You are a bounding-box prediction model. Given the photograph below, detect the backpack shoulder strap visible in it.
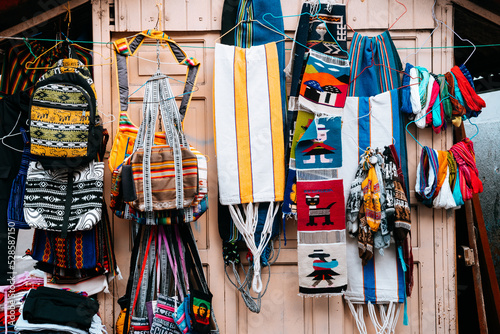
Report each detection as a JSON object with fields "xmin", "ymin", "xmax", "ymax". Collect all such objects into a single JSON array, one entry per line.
[{"xmin": 113, "ymin": 30, "xmax": 200, "ymax": 121}]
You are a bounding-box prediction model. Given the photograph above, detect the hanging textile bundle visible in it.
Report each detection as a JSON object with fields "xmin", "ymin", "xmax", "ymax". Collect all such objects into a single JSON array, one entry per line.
[
  {"xmin": 414, "ymin": 138, "xmax": 481, "ymax": 209},
  {"xmin": 401, "ymin": 63, "xmax": 485, "ymax": 130},
  {"xmin": 449, "ymin": 138, "xmax": 483, "ymax": 201},
  {"xmin": 213, "ymin": 42, "xmax": 285, "ymax": 293}
]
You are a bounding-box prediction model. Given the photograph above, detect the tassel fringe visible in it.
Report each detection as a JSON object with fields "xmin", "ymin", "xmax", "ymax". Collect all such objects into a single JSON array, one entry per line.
[{"xmin": 346, "ymin": 300, "xmax": 402, "ymax": 334}]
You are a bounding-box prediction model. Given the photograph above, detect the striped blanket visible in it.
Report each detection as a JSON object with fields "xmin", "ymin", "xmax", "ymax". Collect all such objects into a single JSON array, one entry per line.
[
  {"xmin": 341, "ymin": 91, "xmax": 406, "ymax": 332},
  {"xmin": 213, "ymin": 42, "xmax": 285, "ymax": 293}
]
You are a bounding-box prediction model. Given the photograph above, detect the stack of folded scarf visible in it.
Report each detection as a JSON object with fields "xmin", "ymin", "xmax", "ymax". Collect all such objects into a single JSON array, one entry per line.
[
  {"xmin": 400, "ymin": 64, "xmax": 485, "ymax": 131},
  {"xmin": 415, "ymin": 138, "xmax": 481, "ymax": 209},
  {"xmin": 0, "ymin": 271, "xmax": 44, "ymax": 332}
]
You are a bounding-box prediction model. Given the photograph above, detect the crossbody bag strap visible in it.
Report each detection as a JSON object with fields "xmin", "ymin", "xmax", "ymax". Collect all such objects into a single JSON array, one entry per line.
[
  {"xmin": 130, "ymin": 226, "xmax": 156, "ymax": 318},
  {"xmin": 158, "ymin": 77, "xmax": 185, "ymax": 210},
  {"xmin": 61, "ymin": 168, "xmax": 75, "ymax": 239},
  {"xmin": 123, "ymin": 224, "xmax": 144, "ymax": 332},
  {"xmin": 179, "ymin": 224, "xmax": 209, "ymax": 294},
  {"xmin": 174, "ymin": 225, "xmax": 190, "ymax": 293},
  {"xmin": 159, "ymin": 226, "xmax": 185, "ymax": 300}
]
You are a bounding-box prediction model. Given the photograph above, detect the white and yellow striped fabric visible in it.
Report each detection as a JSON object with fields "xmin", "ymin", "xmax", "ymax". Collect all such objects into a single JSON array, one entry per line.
[{"xmin": 213, "ymin": 42, "xmax": 285, "ymax": 206}]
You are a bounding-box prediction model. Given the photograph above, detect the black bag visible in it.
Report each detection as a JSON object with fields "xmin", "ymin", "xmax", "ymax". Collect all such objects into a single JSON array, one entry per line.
[{"xmin": 23, "ymin": 286, "xmax": 99, "ymax": 331}]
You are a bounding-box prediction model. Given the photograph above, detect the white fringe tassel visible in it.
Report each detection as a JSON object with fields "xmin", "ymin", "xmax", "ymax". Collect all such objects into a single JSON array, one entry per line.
[
  {"xmin": 347, "ymin": 300, "xmax": 402, "ymax": 334},
  {"xmin": 346, "ymin": 299, "xmax": 368, "ymax": 334},
  {"xmin": 228, "ymin": 202, "xmax": 279, "ymax": 293}
]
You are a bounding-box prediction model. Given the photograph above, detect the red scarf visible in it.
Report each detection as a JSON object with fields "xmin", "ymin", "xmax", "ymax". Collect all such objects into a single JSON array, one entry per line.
[
  {"xmin": 449, "ymin": 138, "xmax": 483, "ymax": 200},
  {"xmin": 451, "ymin": 66, "xmax": 486, "ymax": 112}
]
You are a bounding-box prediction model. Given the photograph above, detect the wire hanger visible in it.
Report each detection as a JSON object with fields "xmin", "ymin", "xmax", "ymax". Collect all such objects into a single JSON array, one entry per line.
[
  {"xmin": 259, "ymin": 2, "xmax": 349, "ymax": 58},
  {"xmin": 402, "ymin": 0, "xmax": 476, "ymax": 65},
  {"xmin": 405, "ymin": 95, "xmax": 452, "ymax": 149},
  {"xmin": 466, "ymin": 117, "xmax": 479, "ymax": 140},
  {"xmin": 0, "ymin": 113, "xmax": 25, "ymax": 153}
]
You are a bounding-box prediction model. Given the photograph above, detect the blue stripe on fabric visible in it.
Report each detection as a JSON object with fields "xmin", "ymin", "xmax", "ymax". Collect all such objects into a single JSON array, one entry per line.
[
  {"xmin": 363, "ymin": 257, "xmax": 377, "ymax": 303},
  {"xmin": 358, "ymin": 97, "xmax": 371, "ymax": 155}
]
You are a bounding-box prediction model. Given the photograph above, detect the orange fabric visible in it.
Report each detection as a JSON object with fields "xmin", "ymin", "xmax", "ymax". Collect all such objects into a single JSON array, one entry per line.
[{"xmin": 433, "ymin": 150, "xmax": 449, "ymax": 198}]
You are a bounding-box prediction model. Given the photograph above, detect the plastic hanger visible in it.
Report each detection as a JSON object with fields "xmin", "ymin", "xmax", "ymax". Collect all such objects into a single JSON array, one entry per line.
[
  {"xmin": 402, "ymin": 0, "xmax": 476, "ymax": 65},
  {"xmin": 346, "ymin": 0, "xmax": 408, "ymax": 32}
]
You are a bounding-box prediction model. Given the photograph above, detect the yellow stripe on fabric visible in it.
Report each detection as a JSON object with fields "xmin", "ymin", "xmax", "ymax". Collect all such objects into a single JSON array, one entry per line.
[
  {"xmin": 234, "ymin": 46, "xmax": 253, "ymax": 203},
  {"xmin": 264, "ymin": 43, "xmax": 285, "ymax": 201}
]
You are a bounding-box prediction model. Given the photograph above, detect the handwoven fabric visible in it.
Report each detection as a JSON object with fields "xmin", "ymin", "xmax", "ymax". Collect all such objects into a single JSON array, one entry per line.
[
  {"xmin": 341, "ymin": 91, "xmax": 406, "ymax": 304},
  {"xmin": 31, "ymin": 228, "xmax": 97, "ymax": 270},
  {"xmin": 348, "ymin": 31, "xmax": 402, "ymax": 97},
  {"xmin": 130, "ymin": 146, "xmax": 198, "ymax": 212},
  {"xmin": 213, "ymin": 42, "xmax": 285, "ymax": 205},
  {"xmin": 107, "ymin": 112, "xmax": 167, "ymax": 172},
  {"xmin": 30, "ymin": 58, "xmax": 99, "ymax": 160},
  {"xmin": 298, "ymin": 51, "xmax": 350, "ymax": 115},
  {"xmin": 297, "ymin": 237, "xmax": 347, "ymax": 296},
  {"xmin": 24, "ymin": 160, "xmax": 103, "ymax": 232},
  {"xmin": 295, "ymin": 116, "xmax": 342, "ymax": 169},
  {"xmin": 296, "ymin": 179, "xmax": 345, "ymax": 232}
]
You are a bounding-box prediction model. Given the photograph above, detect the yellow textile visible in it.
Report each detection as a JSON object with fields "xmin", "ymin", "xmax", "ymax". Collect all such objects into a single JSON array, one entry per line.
[{"xmin": 362, "ymin": 167, "xmax": 381, "ymax": 231}]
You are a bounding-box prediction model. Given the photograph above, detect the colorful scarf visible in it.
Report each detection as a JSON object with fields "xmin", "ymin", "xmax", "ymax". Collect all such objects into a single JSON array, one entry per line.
[
  {"xmin": 449, "ymin": 138, "xmax": 483, "ymax": 201},
  {"xmin": 450, "ymin": 66, "xmax": 486, "ymax": 113},
  {"xmin": 415, "ymin": 146, "xmax": 439, "ymax": 207}
]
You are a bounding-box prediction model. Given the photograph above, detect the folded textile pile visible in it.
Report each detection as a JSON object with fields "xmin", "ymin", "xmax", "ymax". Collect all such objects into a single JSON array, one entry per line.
[
  {"xmin": 0, "ymin": 271, "xmax": 44, "ymax": 333},
  {"xmin": 14, "ymin": 286, "xmax": 105, "ymax": 334},
  {"xmin": 415, "ymin": 138, "xmax": 482, "ymax": 209}
]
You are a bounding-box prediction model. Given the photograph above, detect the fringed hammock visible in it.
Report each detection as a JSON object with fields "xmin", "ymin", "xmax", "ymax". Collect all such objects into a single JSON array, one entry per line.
[{"xmin": 213, "ymin": 42, "xmax": 285, "ymax": 293}]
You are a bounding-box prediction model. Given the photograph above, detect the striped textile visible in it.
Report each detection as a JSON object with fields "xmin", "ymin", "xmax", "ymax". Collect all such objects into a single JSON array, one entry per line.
[
  {"xmin": 107, "ymin": 112, "xmax": 166, "ymax": 172},
  {"xmin": 213, "ymin": 42, "xmax": 285, "ymax": 205},
  {"xmin": 348, "ymin": 31, "xmax": 402, "ymax": 97},
  {"xmin": 130, "ymin": 146, "xmax": 198, "ymax": 211},
  {"xmin": 0, "ymin": 42, "xmax": 92, "ymax": 96},
  {"xmin": 341, "ymin": 91, "xmax": 405, "ymax": 305}
]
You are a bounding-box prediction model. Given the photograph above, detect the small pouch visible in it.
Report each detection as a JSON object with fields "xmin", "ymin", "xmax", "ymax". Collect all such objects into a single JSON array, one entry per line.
[
  {"xmin": 150, "ymin": 294, "xmax": 182, "ymax": 334},
  {"xmin": 173, "ymin": 295, "xmax": 191, "ymax": 334},
  {"xmin": 189, "ymin": 289, "xmax": 213, "ymax": 334}
]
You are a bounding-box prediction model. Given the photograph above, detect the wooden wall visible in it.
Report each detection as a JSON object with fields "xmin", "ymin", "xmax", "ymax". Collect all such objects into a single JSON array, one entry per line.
[{"xmin": 91, "ymin": 0, "xmax": 458, "ymax": 333}]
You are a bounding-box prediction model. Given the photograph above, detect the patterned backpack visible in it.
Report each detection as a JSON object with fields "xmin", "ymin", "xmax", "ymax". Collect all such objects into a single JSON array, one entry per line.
[{"xmin": 30, "ymin": 58, "xmax": 103, "ymax": 169}]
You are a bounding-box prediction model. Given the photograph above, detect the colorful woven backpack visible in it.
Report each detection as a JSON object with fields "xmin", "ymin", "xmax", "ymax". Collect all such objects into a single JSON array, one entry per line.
[{"xmin": 29, "ymin": 58, "xmax": 103, "ymax": 169}]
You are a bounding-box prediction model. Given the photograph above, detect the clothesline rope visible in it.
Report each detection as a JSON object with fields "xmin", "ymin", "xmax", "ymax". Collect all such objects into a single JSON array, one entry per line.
[{"xmin": 0, "ymin": 35, "xmax": 499, "ymax": 50}]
